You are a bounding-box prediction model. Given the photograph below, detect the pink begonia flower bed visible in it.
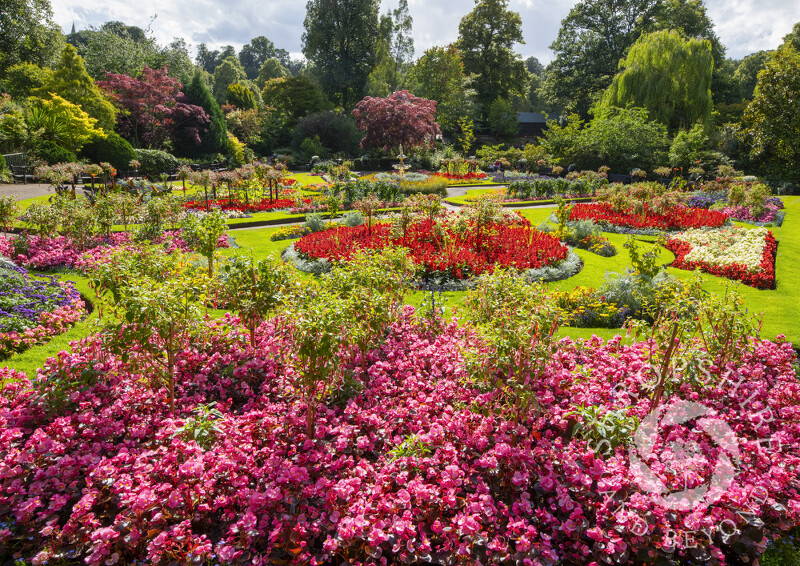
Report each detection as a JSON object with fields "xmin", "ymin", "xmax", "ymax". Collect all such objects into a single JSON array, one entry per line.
[
  {"xmin": 0, "ymin": 295, "xmax": 86, "ymax": 359},
  {"xmin": 0, "ymin": 232, "xmax": 229, "ymax": 272},
  {"xmin": 0, "ymin": 309, "xmax": 798, "ymax": 565}
]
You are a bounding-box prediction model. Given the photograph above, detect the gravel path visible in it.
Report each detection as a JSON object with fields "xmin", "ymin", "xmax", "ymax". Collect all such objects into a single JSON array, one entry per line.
[{"xmin": 0, "ymin": 183, "xmax": 59, "ymax": 200}]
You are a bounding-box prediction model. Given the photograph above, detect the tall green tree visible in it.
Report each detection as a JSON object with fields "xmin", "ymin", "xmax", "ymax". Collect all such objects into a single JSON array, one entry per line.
[
  {"xmin": 302, "ymin": 0, "xmax": 381, "ymax": 109},
  {"xmin": 735, "ymin": 51, "xmax": 771, "ymax": 100},
  {"xmin": 34, "ymin": 44, "xmax": 117, "ymax": 131},
  {"xmin": 741, "ymin": 46, "xmax": 800, "ymax": 183},
  {"xmin": 239, "ymin": 36, "xmax": 289, "ymax": 80},
  {"xmin": 72, "ymin": 23, "xmax": 195, "ymax": 81},
  {"xmin": 262, "ymin": 75, "xmax": 329, "ymax": 128},
  {"xmin": 256, "ymin": 58, "xmax": 289, "ymax": 89},
  {"xmin": 783, "ymin": 21, "xmax": 800, "ymax": 51},
  {"xmin": 644, "ymin": 0, "xmax": 733, "ymax": 104},
  {"xmin": 455, "ymin": 0, "xmax": 528, "ymax": 121},
  {"xmin": 599, "ymin": 30, "xmax": 714, "ymax": 132},
  {"xmin": 212, "ymin": 56, "xmax": 247, "ymax": 105},
  {"xmin": 406, "ymin": 45, "xmax": 476, "ymax": 138},
  {"xmin": 0, "ymin": 0, "xmax": 64, "ymax": 77},
  {"xmin": 389, "ymin": 0, "xmax": 414, "ymax": 87},
  {"xmin": 645, "ymin": 0, "xmax": 723, "ymax": 62},
  {"xmin": 183, "ymin": 70, "xmax": 227, "ymax": 156},
  {"xmin": 195, "ymin": 43, "xmax": 220, "ymax": 74},
  {"xmin": 542, "ymin": 0, "xmax": 658, "ymax": 116}
]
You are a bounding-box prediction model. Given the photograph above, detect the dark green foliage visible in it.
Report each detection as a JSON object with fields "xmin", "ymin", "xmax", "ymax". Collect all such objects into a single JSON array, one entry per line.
[
  {"xmin": 291, "ymin": 111, "xmax": 362, "ymax": 156},
  {"xmin": 543, "ymin": 0, "xmax": 658, "ymax": 116},
  {"xmin": 34, "ymin": 140, "xmax": 76, "ymax": 164},
  {"xmin": 134, "ymin": 148, "xmax": 179, "ymax": 178},
  {"xmin": 0, "ymin": 0, "xmax": 64, "ymax": 76},
  {"xmin": 262, "ymin": 75, "xmax": 329, "ymax": 127},
  {"xmin": 579, "ymin": 108, "xmax": 669, "ymax": 172},
  {"xmin": 741, "ymin": 46, "xmax": 800, "ymax": 184},
  {"xmin": 212, "ymin": 57, "xmax": 247, "ymax": 105},
  {"xmin": 539, "ymin": 108, "xmax": 668, "ymax": 173},
  {"xmin": 182, "ymin": 70, "xmax": 227, "ymax": 157},
  {"xmin": 761, "ymin": 528, "xmax": 800, "ymax": 566},
  {"xmin": 79, "ymin": 132, "xmax": 136, "ymax": 170},
  {"xmin": 735, "ymin": 50, "xmax": 772, "ymax": 100},
  {"xmin": 455, "ymin": 0, "xmax": 528, "ymax": 121},
  {"xmin": 487, "ymin": 98, "xmax": 518, "ymax": 139},
  {"xmin": 302, "ymin": 0, "xmax": 381, "ymax": 109}
]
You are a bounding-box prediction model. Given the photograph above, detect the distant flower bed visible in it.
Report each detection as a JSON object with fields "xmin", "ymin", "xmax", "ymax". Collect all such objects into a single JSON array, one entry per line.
[
  {"xmin": 0, "ymin": 262, "xmax": 85, "ymax": 359},
  {"xmin": 294, "ymin": 218, "xmax": 569, "ymax": 280},
  {"xmin": 0, "ymin": 232, "xmax": 229, "ymax": 273},
  {"xmin": 665, "ymin": 227, "xmax": 777, "ymax": 289},
  {"xmin": 570, "ymin": 202, "xmax": 729, "ymax": 231},
  {"xmin": 717, "ymin": 202, "xmax": 784, "ymax": 225},
  {"xmin": 432, "ymin": 171, "xmax": 488, "ymax": 184},
  {"xmin": 184, "ymin": 198, "xmax": 310, "ymax": 213}
]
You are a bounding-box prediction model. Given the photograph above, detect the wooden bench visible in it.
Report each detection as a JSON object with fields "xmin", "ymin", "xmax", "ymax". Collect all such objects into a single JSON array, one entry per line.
[{"xmin": 10, "ymin": 165, "xmax": 36, "ymax": 184}]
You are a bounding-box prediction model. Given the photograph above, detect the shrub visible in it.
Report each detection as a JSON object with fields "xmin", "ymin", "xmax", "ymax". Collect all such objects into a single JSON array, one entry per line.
[
  {"xmin": 79, "ymin": 133, "xmax": 137, "ymax": 170},
  {"xmin": 33, "ymin": 141, "xmax": 76, "ymax": 165},
  {"xmin": 304, "ymin": 213, "xmax": 327, "ymax": 233},
  {"xmin": 291, "ymin": 111, "xmax": 362, "ymax": 156},
  {"xmin": 342, "ymin": 210, "xmax": 363, "ymax": 226},
  {"xmin": 133, "ymin": 148, "xmax": 179, "ymax": 179}
]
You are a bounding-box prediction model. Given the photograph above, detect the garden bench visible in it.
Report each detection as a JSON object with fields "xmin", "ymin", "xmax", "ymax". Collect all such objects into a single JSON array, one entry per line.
[{"xmin": 10, "ymin": 165, "xmax": 36, "ymax": 184}]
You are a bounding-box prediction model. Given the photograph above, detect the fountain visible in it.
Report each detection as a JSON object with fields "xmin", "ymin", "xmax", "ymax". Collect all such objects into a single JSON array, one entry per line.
[{"xmin": 392, "ymin": 144, "xmax": 410, "ymax": 178}]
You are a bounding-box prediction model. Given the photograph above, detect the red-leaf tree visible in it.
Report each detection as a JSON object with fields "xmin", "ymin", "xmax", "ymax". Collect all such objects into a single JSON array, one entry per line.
[
  {"xmin": 98, "ymin": 66, "xmax": 208, "ymax": 150},
  {"xmin": 352, "ymin": 90, "xmax": 441, "ymax": 153}
]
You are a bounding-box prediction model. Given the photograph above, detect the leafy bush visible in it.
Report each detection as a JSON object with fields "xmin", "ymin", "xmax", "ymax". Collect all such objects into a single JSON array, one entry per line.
[
  {"xmin": 331, "ymin": 179, "xmax": 402, "ymax": 205},
  {"xmin": 0, "ymin": 156, "xmax": 12, "ymax": 183},
  {"xmin": 342, "ymin": 210, "xmax": 363, "ymax": 226},
  {"xmin": 34, "ymin": 141, "xmax": 76, "ymax": 165},
  {"xmin": 291, "ymin": 111, "xmax": 362, "ymax": 156},
  {"xmin": 304, "ymin": 213, "xmax": 327, "ymax": 233},
  {"xmin": 133, "ymin": 148, "xmax": 179, "ymax": 179},
  {"xmin": 79, "ymin": 133, "xmax": 137, "ymax": 170}
]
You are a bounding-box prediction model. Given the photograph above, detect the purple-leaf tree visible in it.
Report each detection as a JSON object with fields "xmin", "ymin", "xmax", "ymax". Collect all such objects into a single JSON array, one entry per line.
[
  {"xmin": 98, "ymin": 66, "xmax": 209, "ymax": 151},
  {"xmin": 352, "ymin": 90, "xmax": 441, "ymax": 154}
]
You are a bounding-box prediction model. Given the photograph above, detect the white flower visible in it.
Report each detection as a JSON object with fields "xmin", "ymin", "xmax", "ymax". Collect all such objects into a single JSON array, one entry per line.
[{"xmin": 672, "ymin": 227, "xmax": 767, "ymax": 272}]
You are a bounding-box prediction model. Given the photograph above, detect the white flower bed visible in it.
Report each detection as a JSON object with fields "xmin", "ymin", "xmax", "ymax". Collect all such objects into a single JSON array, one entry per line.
[{"xmin": 670, "ymin": 227, "xmax": 768, "ymax": 272}]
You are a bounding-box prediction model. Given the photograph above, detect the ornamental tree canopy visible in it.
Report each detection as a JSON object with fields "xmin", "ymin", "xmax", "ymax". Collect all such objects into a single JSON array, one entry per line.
[{"xmin": 352, "ymin": 90, "xmax": 440, "ymax": 153}]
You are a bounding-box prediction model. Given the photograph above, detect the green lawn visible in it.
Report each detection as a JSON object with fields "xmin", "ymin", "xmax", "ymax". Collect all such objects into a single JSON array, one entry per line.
[
  {"xmin": 445, "ymin": 187, "xmax": 593, "ymax": 207},
  {"xmin": 4, "ymin": 196, "xmax": 799, "ymax": 376}
]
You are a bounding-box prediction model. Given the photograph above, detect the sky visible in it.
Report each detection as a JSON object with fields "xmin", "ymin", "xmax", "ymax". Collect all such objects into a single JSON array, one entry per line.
[{"xmin": 51, "ymin": 0, "xmax": 799, "ymax": 64}]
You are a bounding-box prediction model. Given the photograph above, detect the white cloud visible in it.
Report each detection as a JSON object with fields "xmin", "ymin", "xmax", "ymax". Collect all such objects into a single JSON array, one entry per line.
[{"xmin": 51, "ymin": 0, "xmax": 799, "ymax": 64}]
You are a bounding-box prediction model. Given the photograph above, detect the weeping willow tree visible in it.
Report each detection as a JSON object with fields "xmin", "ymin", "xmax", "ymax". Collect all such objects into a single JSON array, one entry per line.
[{"xmin": 599, "ymin": 29, "xmax": 713, "ymax": 133}]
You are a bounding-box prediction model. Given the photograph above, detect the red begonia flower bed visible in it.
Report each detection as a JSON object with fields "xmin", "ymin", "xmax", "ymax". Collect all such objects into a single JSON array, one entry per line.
[
  {"xmin": 569, "ymin": 202, "xmax": 729, "ymax": 231},
  {"xmin": 294, "ymin": 220, "xmax": 569, "ymax": 279}
]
